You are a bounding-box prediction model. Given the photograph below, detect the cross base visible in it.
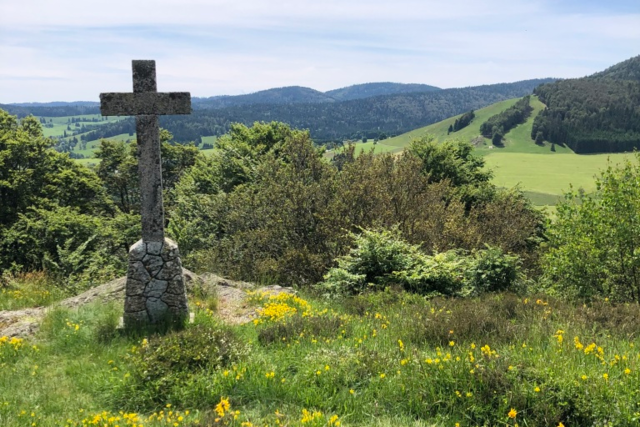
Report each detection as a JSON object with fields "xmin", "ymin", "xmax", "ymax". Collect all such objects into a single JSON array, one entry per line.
[{"xmin": 123, "ymin": 238, "xmax": 189, "ymax": 329}]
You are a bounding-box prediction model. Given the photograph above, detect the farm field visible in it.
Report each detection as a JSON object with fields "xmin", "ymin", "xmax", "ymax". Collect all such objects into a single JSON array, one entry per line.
[
  {"xmin": 484, "ymin": 152, "xmax": 636, "ymax": 196},
  {"xmin": 39, "ymin": 113, "xmax": 216, "ymax": 159},
  {"xmin": 39, "ymin": 114, "xmax": 126, "ymax": 138}
]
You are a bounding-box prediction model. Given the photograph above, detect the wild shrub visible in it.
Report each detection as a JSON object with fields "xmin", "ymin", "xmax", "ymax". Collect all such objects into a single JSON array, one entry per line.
[
  {"xmin": 398, "ymin": 294, "xmax": 542, "ymax": 346},
  {"xmin": 318, "ymin": 229, "xmax": 522, "ymax": 297},
  {"xmin": 122, "ymin": 324, "xmax": 247, "ymax": 407},
  {"xmin": 543, "ymin": 154, "xmax": 640, "ymax": 301},
  {"xmin": 257, "ymin": 314, "xmax": 349, "ymax": 345},
  {"xmin": 169, "ymin": 124, "xmax": 543, "ymax": 287}
]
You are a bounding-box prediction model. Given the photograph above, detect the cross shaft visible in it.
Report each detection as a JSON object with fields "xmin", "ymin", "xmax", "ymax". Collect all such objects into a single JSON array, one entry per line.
[{"xmin": 100, "ymin": 60, "xmax": 191, "ymax": 242}]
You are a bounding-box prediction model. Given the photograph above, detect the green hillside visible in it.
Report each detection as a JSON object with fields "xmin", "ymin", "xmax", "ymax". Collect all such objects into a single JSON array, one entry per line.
[
  {"xmin": 533, "ymin": 55, "xmax": 640, "ymax": 154},
  {"xmin": 383, "ymin": 96, "xmax": 572, "ymax": 155},
  {"xmin": 384, "ymin": 98, "xmax": 519, "ymax": 148},
  {"xmin": 374, "ymin": 96, "xmax": 639, "ymax": 207}
]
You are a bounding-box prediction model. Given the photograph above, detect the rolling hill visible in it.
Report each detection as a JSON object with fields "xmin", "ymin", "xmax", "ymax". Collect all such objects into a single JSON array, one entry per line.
[
  {"xmin": 325, "ymin": 82, "xmax": 440, "ymax": 101},
  {"xmin": 532, "ymin": 55, "xmax": 640, "ymax": 154},
  {"xmin": 192, "ymin": 86, "xmax": 336, "ymax": 109},
  {"xmin": 152, "ymin": 78, "xmax": 555, "ymax": 143},
  {"xmin": 364, "ymin": 95, "xmax": 637, "ymax": 208},
  {"xmin": 5, "ymin": 78, "xmax": 554, "ymax": 145}
]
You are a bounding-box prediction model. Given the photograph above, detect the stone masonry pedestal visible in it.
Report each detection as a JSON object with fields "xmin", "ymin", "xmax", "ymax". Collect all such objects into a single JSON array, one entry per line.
[{"xmin": 124, "ymin": 238, "xmax": 189, "ymax": 328}]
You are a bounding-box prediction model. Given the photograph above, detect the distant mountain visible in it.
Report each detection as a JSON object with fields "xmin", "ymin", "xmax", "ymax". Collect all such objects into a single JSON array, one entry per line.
[
  {"xmin": 8, "ymin": 101, "xmax": 100, "ymax": 107},
  {"xmin": 4, "ymin": 82, "xmax": 441, "ymax": 116},
  {"xmin": 532, "ymin": 55, "xmax": 640, "ymax": 154},
  {"xmin": 325, "ymin": 82, "xmax": 440, "ymax": 101},
  {"xmin": 78, "ymin": 78, "xmax": 553, "ymax": 144},
  {"xmin": 193, "ymin": 86, "xmax": 335, "ymax": 109},
  {"xmin": 192, "ymin": 82, "xmax": 441, "ymax": 108},
  {"xmin": 2, "ymin": 78, "xmax": 555, "ymax": 145},
  {"xmin": 0, "ymin": 103, "xmax": 100, "ymax": 117}
]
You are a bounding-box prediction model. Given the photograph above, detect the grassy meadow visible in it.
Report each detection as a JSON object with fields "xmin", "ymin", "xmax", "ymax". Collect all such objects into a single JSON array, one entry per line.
[
  {"xmin": 378, "ymin": 96, "xmax": 637, "ymax": 207},
  {"xmin": 2, "ymin": 282, "xmax": 640, "ymax": 426},
  {"xmin": 39, "ymin": 114, "xmax": 219, "ymax": 159},
  {"xmin": 39, "ymin": 114, "xmax": 128, "ymax": 141}
]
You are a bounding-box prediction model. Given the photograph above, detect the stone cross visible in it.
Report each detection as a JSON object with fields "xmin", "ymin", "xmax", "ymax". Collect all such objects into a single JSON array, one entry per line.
[{"xmin": 100, "ymin": 60, "xmax": 190, "ymax": 328}]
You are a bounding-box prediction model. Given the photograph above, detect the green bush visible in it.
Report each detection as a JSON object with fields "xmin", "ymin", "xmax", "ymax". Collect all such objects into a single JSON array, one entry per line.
[
  {"xmin": 543, "ymin": 154, "xmax": 640, "ymax": 301},
  {"xmin": 169, "ymin": 124, "xmax": 542, "ymax": 287},
  {"xmin": 319, "ymin": 229, "xmax": 521, "ymax": 297},
  {"xmin": 122, "ymin": 324, "xmax": 247, "ymax": 407},
  {"xmin": 466, "ymin": 246, "xmax": 522, "ymax": 294}
]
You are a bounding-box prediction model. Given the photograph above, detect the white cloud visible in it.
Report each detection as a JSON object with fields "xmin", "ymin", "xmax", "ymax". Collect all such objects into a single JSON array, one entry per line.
[{"xmin": 0, "ymin": 0, "xmax": 638, "ymax": 102}]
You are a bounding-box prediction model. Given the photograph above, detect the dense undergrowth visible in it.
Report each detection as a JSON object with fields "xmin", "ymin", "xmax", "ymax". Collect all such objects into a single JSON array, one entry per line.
[{"xmin": 2, "ymin": 287, "xmax": 640, "ymax": 426}]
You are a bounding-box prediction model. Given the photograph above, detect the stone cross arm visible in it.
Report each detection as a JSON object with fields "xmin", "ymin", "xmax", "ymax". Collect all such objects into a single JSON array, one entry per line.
[{"xmin": 100, "ymin": 92, "xmax": 191, "ymax": 116}]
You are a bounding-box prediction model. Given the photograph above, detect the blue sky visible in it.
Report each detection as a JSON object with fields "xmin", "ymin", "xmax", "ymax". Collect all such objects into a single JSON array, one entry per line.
[{"xmin": 0, "ymin": 0, "xmax": 638, "ymax": 102}]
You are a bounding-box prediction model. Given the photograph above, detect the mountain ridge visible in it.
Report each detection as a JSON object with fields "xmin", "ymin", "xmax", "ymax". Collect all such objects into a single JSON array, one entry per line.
[{"xmin": 76, "ymin": 78, "xmax": 554, "ymax": 143}]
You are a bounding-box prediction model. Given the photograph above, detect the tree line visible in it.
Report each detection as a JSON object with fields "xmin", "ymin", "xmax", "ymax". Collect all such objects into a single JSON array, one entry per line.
[
  {"xmin": 81, "ymin": 79, "xmax": 553, "ymax": 145},
  {"xmin": 480, "ymin": 96, "xmax": 533, "ymax": 145},
  {"xmin": 3, "ymin": 79, "xmax": 553, "ymax": 147},
  {"xmin": 448, "ymin": 110, "xmax": 475, "ymax": 134}
]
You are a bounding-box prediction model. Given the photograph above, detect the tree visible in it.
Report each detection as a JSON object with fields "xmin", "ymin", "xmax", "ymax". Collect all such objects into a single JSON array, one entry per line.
[
  {"xmin": 0, "ymin": 110, "xmax": 111, "ymax": 230},
  {"xmin": 406, "ymin": 135, "xmax": 492, "ymax": 188},
  {"xmin": 534, "ymin": 131, "xmax": 544, "ymax": 145},
  {"xmin": 448, "ymin": 124, "xmax": 453, "ymax": 134},
  {"xmin": 94, "ymin": 129, "xmax": 200, "ymax": 213},
  {"xmin": 492, "ymin": 130, "xmax": 503, "ymax": 147},
  {"xmin": 0, "ymin": 109, "xmax": 125, "ymax": 275},
  {"xmin": 543, "ymin": 154, "xmax": 640, "ymax": 301}
]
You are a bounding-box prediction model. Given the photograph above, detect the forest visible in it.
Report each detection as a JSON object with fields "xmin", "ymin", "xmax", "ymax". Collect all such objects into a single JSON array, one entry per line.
[{"xmin": 532, "ymin": 55, "xmax": 640, "ymax": 153}]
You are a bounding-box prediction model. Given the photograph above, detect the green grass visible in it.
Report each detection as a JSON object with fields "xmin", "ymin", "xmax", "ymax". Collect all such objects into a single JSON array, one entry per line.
[
  {"xmin": 484, "ymin": 152, "xmax": 636, "ymax": 196},
  {"xmin": 0, "ymin": 272, "xmax": 67, "ymax": 310},
  {"xmin": 201, "ymin": 136, "xmax": 217, "ymax": 146},
  {"xmin": 39, "ymin": 115, "xmax": 127, "ymax": 140},
  {"xmin": 384, "ymin": 98, "xmax": 522, "ymax": 149},
  {"xmin": 325, "ymin": 140, "xmax": 403, "ymax": 160},
  {"xmin": 3, "ymin": 283, "xmax": 640, "ymax": 426}
]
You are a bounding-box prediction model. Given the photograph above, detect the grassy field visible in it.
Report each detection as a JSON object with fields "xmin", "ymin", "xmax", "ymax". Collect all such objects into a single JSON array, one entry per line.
[
  {"xmin": 484, "ymin": 152, "xmax": 635, "ymax": 195},
  {"xmin": 39, "ymin": 114, "xmax": 127, "ymax": 140},
  {"xmin": 202, "ymin": 135, "xmax": 217, "ymax": 146},
  {"xmin": 38, "ymin": 112, "xmax": 217, "ymax": 159},
  {"xmin": 2, "ymin": 276, "xmax": 640, "ymax": 426}
]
